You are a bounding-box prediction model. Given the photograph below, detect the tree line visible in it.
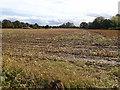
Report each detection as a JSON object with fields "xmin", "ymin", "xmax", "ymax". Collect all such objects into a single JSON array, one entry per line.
[
  {"xmin": 1, "ymin": 14, "xmax": 120, "ymax": 30},
  {"xmin": 80, "ymin": 14, "xmax": 120, "ymax": 30}
]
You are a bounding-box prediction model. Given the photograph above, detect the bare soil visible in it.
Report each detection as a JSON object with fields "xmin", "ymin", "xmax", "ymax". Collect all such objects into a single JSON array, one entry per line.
[{"xmin": 2, "ymin": 29, "xmax": 120, "ymax": 66}]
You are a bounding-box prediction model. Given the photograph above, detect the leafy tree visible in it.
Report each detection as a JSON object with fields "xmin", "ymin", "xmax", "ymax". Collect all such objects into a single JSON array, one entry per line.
[
  {"xmin": 111, "ymin": 15, "xmax": 120, "ymax": 27},
  {"xmin": 66, "ymin": 22, "xmax": 75, "ymax": 28},
  {"xmin": 60, "ymin": 22, "xmax": 75, "ymax": 28},
  {"xmin": 80, "ymin": 22, "xmax": 88, "ymax": 29},
  {"xmin": 87, "ymin": 22, "xmax": 93, "ymax": 29},
  {"xmin": 45, "ymin": 25, "xmax": 50, "ymax": 29},
  {"xmin": 116, "ymin": 14, "xmax": 120, "ymax": 17},
  {"xmin": 29, "ymin": 24, "xmax": 34, "ymax": 28},
  {"xmin": 13, "ymin": 20, "xmax": 22, "ymax": 28},
  {"xmin": 60, "ymin": 23, "xmax": 66, "ymax": 28},
  {"xmin": 21, "ymin": 22, "xmax": 28, "ymax": 27},
  {"xmin": 35, "ymin": 23, "xmax": 39, "ymax": 27},
  {"xmin": 28, "ymin": 23, "xmax": 40, "ymax": 29},
  {"xmin": 2, "ymin": 19, "xmax": 14, "ymax": 28},
  {"xmin": 26, "ymin": 23, "xmax": 30, "ymax": 27},
  {"xmin": 92, "ymin": 17, "xmax": 105, "ymax": 29},
  {"xmin": 102, "ymin": 19, "xmax": 112, "ymax": 29},
  {"xmin": 38, "ymin": 25, "xmax": 43, "ymax": 29},
  {"xmin": 34, "ymin": 23, "xmax": 39, "ymax": 29},
  {"xmin": 0, "ymin": 21, "xmax": 2, "ymax": 28}
]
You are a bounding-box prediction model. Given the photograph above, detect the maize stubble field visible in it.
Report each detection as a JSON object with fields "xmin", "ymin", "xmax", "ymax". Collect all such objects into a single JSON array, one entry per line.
[{"xmin": 2, "ymin": 29, "xmax": 120, "ymax": 88}]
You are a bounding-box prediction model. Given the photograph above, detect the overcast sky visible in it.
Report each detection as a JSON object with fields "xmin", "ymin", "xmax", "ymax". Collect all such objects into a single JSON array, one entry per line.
[{"xmin": 0, "ymin": 0, "xmax": 119, "ymax": 26}]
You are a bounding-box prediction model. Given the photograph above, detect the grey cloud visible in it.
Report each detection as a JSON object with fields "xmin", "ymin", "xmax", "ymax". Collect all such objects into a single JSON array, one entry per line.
[
  {"xmin": 7, "ymin": 17, "xmax": 63, "ymax": 26},
  {"xmin": 87, "ymin": 13, "xmax": 112, "ymax": 18},
  {"xmin": 1, "ymin": 7, "xmax": 89, "ymax": 26},
  {"xmin": 3, "ymin": 16, "xmax": 81, "ymax": 26},
  {"xmin": 2, "ymin": 8, "xmax": 30, "ymax": 17},
  {"xmin": 27, "ymin": 19, "xmax": 49, "ymax": 25},
  {"xmin": 48, "ymin": 20, "xmax": 63, "ymax": 25},
  {"xmin": 2, "ymin": 8, "xmax": 55, "ymax": 18}
]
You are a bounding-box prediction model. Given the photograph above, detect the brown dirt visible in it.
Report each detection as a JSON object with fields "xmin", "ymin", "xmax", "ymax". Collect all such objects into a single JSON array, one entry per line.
[{"xmin": 2, "ymin": 29, "xmax": 119, "ymax": 65}]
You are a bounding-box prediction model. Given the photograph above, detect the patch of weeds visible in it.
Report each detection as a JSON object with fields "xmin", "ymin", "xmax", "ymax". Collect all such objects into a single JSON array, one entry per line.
[
  {"xmin": 73, "ymin": 61, "xmax": 85, "ymax": 67},
  {"xmin": 110, "ymin": 67, "xmax": 119, "ymax": 77},
  {"xmin": 85, "ymin": 67, "xmax": 95, "ymax": 72},
  {"xmin": 3, "ymin": 33, "xmax": 34, "ymax": 38},
  {"xmin": 37, "ymin": 55, "xmax": 64, "ymax": 62},
  {"xmin": 92, "ymin": 35, "xmax": 105, "ymax": 42},
  {"xmin": 2, "ymin": 67, "xmax": 23, "ymax": 88},
  {"xmin": 34, "ymin": 77, "xmax": 49, "ymax": 88},
  {"xmin": 54, "ymin": 35, "xmax": 80, "ymax": 40}
]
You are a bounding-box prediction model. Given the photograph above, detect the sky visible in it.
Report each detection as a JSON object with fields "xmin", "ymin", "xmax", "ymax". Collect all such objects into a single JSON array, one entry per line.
[{"xmin": 0, "ymin": 0, "xmax": 119, "ymax": 26}]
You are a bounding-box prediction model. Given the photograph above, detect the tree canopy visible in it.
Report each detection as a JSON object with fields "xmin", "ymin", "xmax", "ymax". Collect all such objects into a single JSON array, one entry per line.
[
  {"xmin": 80, "ymin": 14, "xmax": 120, "ymax": 30},
  {"xmin": 2, "ymin": 19, "xmax": 14, "ymax": 28},
  {"xmin": 60, "ymin": 22, "xmax": 75, "ymax": 28},
  {"xmin": 1, "ymin": 14, "xmax": 120, "ymax": 30}
]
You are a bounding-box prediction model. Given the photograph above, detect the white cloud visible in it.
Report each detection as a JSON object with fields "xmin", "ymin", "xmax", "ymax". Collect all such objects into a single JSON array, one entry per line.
[{"xmin": 0, "ymin": 0, "xmax": 119, "ymax": 25}]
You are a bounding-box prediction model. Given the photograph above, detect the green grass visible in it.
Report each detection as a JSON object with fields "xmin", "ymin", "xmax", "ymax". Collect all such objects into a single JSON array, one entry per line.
[{"xmin": 2, "ymin": 54, "xmax": 119, "ymax": 88}]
